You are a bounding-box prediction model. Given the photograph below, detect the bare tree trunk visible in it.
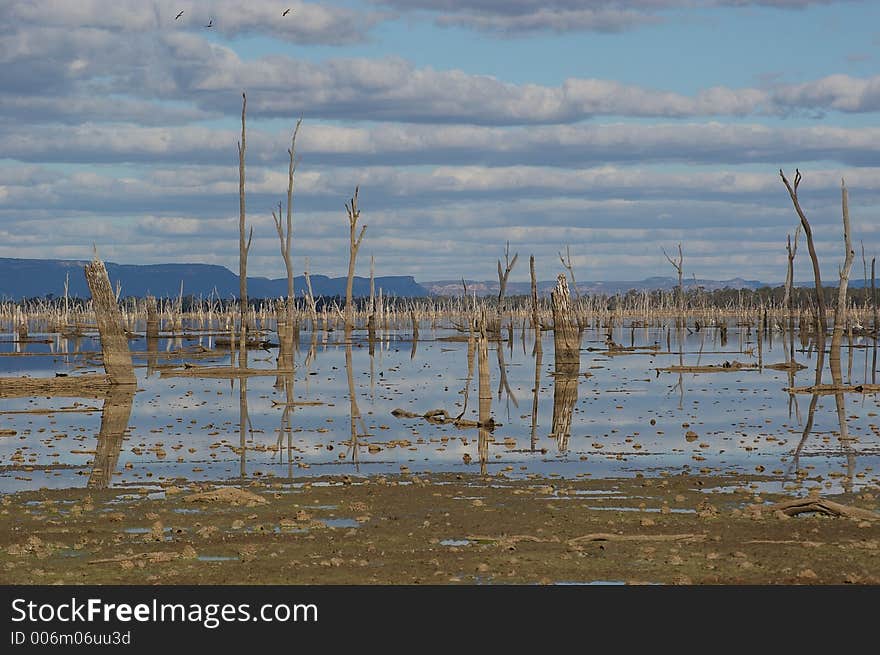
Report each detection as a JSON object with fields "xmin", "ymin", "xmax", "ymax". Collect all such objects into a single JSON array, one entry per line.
[
  {"xmin": 145, "ymin": 295, "xmax": 159, "ymax": 341},
  {"xmin": 345, "ymin": 187, "xmax": 366, "ymax": 329},
  {"xmin": 303, "ymin": 256, "xmax": 318, "ymax": 331},
  {"xmin": 529, "ymin": 254, "xmax": 539, "ymax": 331},
  {"xmin": 833, "ymin": 179, "xmax": 855, "ymax": 340},
  {"xmin": 873, "ymin": 257, "xmax": 878, "ymax": 334},
  {"xmin": 551, "ymin": 274, "xmax": 580, "ymax": 376},
  {"xmin": 272, "ymin": 118, "xmax": 302, "ymax": 330},
  {"xmin": 84, "ymin": 259, "xmax": 135, "ymax": 386},
  {"xmin": 559, "ymin": 245, "xmax": 580, "ymax": 300},
  {"xmin": 780, "ymin": 169, "xmax": 827, "ymax": 335},
  {"xmin": 238, "ymin": 92, "xmax": 253, "ymax": 366},
  {"xmin": 663, "ymin": 243, "xmax": 684, "ymax": 315},
  {"xmin": 497, "ymin": 240, "xmax": 518, "ymax": 304}
]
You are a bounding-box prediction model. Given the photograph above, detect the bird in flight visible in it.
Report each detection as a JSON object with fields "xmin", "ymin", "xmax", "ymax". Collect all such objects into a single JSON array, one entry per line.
[
  {"xmin": 283, "ymin": 8, "xmax": 292, "ymax": 16},
  {"xmin": 175, "ymin": 10, "xmax": 184, "ymax": 20},
  {"xmin": 205, "ymin": 17, "xmax": 214, "ymax": 28}
]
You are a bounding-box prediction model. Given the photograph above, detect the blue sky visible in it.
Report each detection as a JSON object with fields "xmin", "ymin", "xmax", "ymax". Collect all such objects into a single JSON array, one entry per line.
[{"xmin": 1, "ymin": 0, "xmax": 878, "ymax": 285}]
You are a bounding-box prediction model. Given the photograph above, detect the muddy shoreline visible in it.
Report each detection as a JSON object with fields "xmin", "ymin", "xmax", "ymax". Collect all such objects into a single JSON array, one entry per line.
[{"xmin": 2, "ymin": 472, "xmax": 878, "ymax": 585}]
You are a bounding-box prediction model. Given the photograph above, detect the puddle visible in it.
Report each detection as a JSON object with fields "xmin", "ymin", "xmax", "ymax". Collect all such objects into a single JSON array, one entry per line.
[
  {"xmin": 321, "ymin": 518, "xmax": 360, "ymax": 529},
  {"xmin": 440, "ymin": 539, "xmax": 471, "ymax": 546},
  {"xmin": 196, "ymin": 555, "xmax": 237, "ymax": 562}
]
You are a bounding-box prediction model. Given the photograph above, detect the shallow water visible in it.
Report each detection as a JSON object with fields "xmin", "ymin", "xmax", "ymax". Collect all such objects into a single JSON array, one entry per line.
[{"xmin": 1, "ymin": 321, "xmax": 879, "ymax": 496}]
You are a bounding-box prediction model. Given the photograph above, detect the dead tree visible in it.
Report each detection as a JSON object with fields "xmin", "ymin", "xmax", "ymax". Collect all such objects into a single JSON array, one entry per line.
[
  {"xmin": 780, "ymin": 169, "xmax": 827, "ymax": 335},
  {"xmin": 662, "ymin": 243, "xmax": 684, "ymax": 313},
  {"xmin": 272, "ymin": 117, "xmax": 302, "ymax": 321},
  {"xmin": 551, "ymin": 274, "xmax": 579, "ymax": 376},
  {"xmin": 497, "ymin": 241, "xmax": 518, "ymax": 304},
  {"xmin": 529, "ymin": 254, "xmax": 540, "ymax": 334},
  {"xmin": 344, "ymin": 186, "xmax": 366, "ymax": 328},
  {"xmin": 783, "ymin": 226, "xmax": 800, "ymax": 366},
  {"xmin": 238, "ymin": 92, "xmax": 254, "ymax": 362},
  {"xmin": 145, "ymin": 295, "xmax": 159, "ymax": 341},
  {"xmin": 833, "ymin": 178, "xmax": 855, "ymax": 340},
  {"xmin": 559, "ymin": 245, "xmax": 580, "ymax": 300},
  {"xmin": 783, "ymin": 225, "xmax": 800, "ymax": 314},
  {"xmin": 84, "ymin": 258, "xmax": 136, "ymax": 386},
  {"xmin": 873, "ymin": 257, "xmax": 878, "ymax": 334}
]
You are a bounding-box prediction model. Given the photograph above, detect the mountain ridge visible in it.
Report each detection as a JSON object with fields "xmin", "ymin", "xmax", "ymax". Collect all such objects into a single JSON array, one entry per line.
[
  {"xmin": 0, "ymin": 257, "xmax": 871, "ymax": 300},
  {"xmin": 0, "ymin": 258, "xmax": 426, "ymax": 300}
]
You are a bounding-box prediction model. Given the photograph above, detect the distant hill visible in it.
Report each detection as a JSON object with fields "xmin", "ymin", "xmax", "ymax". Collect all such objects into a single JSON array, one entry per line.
[
  {"xmin": 422, "ymin": 276, "xmax": 774, "ymax": 297},
  {"xmin": 0, "ymin": 258, "xmax": 427, "ymax": 300}
]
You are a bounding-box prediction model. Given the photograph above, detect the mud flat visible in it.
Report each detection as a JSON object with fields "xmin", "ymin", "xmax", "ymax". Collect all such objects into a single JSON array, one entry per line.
[{"xmin": 1, "ymin": 472, "xmax": 878, "ymax": 585}]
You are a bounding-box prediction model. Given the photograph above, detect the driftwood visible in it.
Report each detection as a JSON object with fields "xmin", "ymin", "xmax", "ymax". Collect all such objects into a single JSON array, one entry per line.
[
  {"xmin": 160, "ymin": 366, "xmax": 294, "ymax": 378},
  {"xmin": 753, "ymin": 497, "xmax": 879, "ymax": 521},
  {"xmin": 567, "ymin": 533, "xmax": 707, "ymax": 545},
  {"xmin": 764, "ymin": 361, "xmax": 807, "ymax": 371},
  {"xmin": 0, "ymin": 374, "xmax": 112, "ymax": 399},
  {"xmin": 466, "ymin": 534, "xmax": 552, "ymax": 547},
  {"xmin": 784, "ymin": 383, "xmax": 880, "ymax": 395},
  {"xmin": 656, "ymin": 361, "xmax": 757, "ymax": 373},
  {"xmin": 391, "ymin": 407, "xmax": 496, "ymax": 429}
]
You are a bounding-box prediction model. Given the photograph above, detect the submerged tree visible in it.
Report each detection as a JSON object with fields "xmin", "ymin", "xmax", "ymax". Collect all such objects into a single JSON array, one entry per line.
[
  {"xmin": 344, "ymin": 186, "xmax": 366, "ymax": 329},
  {"xmin": 238, "ymin": 92, "xmax": 253, "ymax": 364},
  {"xmin": 780, "ymin": 168, "xmax": 826, "ymax": 335}
]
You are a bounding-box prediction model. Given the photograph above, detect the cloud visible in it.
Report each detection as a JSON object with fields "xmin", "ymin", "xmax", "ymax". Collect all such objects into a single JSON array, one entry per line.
[
  {"xmin": 771, "ymin": 74, "xmax": 880, "ymax": 114},
  {"xmin": 4, "ymin": 8, "xmax": 880, "ymax": 127},
  {"xmin": 1, "ymin": 0, "xmax": 379, "ymax": 46},
  {"xmin": 4, "ymin": 121, "xmax": 880, "ymax": 168},
  {"xmin": 372, "ymin": 1, "xmax": 861, "ymax": 36},
  {"xmin": 433, "ymin": 7, "xmax": 662, "ymax": 34}
]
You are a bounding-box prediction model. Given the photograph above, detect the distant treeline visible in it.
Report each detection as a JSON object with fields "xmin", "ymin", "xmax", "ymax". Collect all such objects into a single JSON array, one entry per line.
[{"xmin": 7, "ymin": 285, "xmax": 876, "ymax": 311}]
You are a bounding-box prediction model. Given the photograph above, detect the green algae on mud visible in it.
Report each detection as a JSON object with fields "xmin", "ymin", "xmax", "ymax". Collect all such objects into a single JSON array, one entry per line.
[{"xmin": 1, "ymin": 472, "xmax": 878, "ymax": 585}]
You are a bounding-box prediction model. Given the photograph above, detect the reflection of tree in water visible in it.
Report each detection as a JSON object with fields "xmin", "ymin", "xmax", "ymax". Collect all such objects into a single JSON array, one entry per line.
[
  {"xmin": 478, "ymin": 316, "xmax": 492, "ymax": 476},
  {"xmin": 496, "ymin": 337, "xmax": 518, "ymax": 419},
  {"xmin": 530, "ymin": 331, "xmax": 542, "ymax": 452},
  {"xmin": 548, "ymin": 275, "xmax": 580, "ymax": 454},
  {"xmin": 550, "ymin": 372, "xmax": 577, "ymax": 454},
  {"xmin": 88, "ymin": 387, "xmax": 135, "ymax": 489},
  {"xmin": 345, "ymin": 327, "xmax": 368, "ymax": 470},
  {"xmin": 789, "ymin": 331, "xmax": 858, "ymax": 495}
]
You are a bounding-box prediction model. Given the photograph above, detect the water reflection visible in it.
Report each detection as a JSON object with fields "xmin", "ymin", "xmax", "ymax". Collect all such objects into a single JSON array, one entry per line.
[
  {"xmin": 478, "ymin": 316, "xmax": 493, "ymax": 475},
  {"xmin": 87, "ymin": 387, "xmax": 135, "ymax": 489}
]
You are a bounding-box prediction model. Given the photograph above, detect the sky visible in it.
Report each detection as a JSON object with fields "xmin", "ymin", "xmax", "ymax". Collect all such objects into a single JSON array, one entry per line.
[{"xmin": 0, "ymin": 0, "xmax": 878, "ymax": 285}]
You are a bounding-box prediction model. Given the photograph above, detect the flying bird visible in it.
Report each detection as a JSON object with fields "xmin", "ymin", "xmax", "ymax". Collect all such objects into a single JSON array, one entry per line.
[
  {"xmin": 175, "ymin": 10, "xmax": 184, "ymax": 20},
  {"xmin": 205, "ymin": 17, "xmax": 214, "ymax": 28},
  {"xmin": 282, "ymin": 8, "xmax": 292, "ymax": 16}
]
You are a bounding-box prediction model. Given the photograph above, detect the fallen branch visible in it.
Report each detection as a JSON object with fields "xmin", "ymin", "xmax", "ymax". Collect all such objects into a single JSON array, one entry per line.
[
  {"xmin": 784, "ymin": 383, "xmax": 880, "ymax": 395},
  {"xmin": 656, "ymin": 361, "xmax": 756, "ymax": 373},
  {"xmin": 752, "ymin": 497, "xmax": 879, "ymax": 521},
  {"xmin": 161, "ymin": 366, "xmax": 294, "ymax": 378},
  {"xmin": 0, "ymin": 374, "xmax": 112, "ymax": 398},
  {"xmin": 567, "ymin": 533, "xmax": 707, "ymax": 545},
  {"xmin": 391, "ymin": 407, "xmax": 497, "ymax": 429}
]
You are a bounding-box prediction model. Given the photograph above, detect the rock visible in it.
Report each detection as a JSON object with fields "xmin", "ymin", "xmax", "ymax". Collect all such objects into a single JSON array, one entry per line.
[{"xmin": 183, "ymin": 487, "xmax": 267, "ymax": 506}]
